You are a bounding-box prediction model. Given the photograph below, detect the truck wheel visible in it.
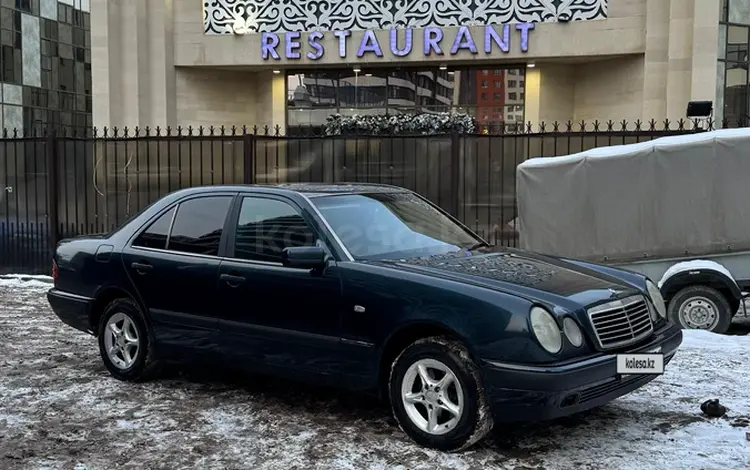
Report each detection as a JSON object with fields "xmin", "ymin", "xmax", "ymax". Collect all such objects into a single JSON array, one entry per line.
[
  {"xmin": 388, "ymin": 336, "xmax": 493, "ymax": 452},
  {"xmin": 667, "ymin": 285, "xmax": 733, "ymax": 334}
]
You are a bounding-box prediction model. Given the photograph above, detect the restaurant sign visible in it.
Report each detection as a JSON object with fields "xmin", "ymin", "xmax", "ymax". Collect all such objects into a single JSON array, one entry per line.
[{"xmin": 261, "ymin": 24, "xmax": 535, "ymax": 61}]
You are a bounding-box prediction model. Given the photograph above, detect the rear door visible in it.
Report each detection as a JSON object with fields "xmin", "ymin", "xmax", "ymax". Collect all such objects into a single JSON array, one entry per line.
[{"xmin": 121, "ymin": 192, "xmax": 236, "ymax": 360}]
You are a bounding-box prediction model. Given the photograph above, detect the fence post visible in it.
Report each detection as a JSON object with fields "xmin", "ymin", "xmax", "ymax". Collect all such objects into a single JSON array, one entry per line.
[
  {"xmin": 46, "ymin": 127, "xmax": 60, "ymax": 254},
  {"xmin": 243, "ymin": 131, "xmax": 255, "ymax": 184},
  {"xmin": 450, "ymin": 131, "xmax": 461, "ymax": 218}
]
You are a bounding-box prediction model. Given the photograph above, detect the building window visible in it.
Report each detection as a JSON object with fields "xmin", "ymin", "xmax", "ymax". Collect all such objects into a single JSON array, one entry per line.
[
  {"xmin": 15, "ymin": 0, "xmax": 31, "ymax": 14},
  {"xmin": 509, "ymin": 80, "xmax": 517, "ymax": 87},
  {"xmin": 720, "ymin": 3, "xmax": 750, "ymax": 126},
  {"xmin": 286, "ymin": 66, "xmax": 526, "ymax": 132},
  {"xmin": 727, "ymin": 25, "xmax": 749, "ymax": 61},
  {"xmin": 493, "ymin": 70, "xmax": 501, "ymax": 76},
  {"xmin": 509, "ymin": 92, "xmax": 518, "ymax": 100},
  {"xmin": 482, "ymin": 70, "xmax": 488, "ymax": 76},
  {"xmin": 494, "ymin": 81, "xmax": 501, "ymax": 88}
]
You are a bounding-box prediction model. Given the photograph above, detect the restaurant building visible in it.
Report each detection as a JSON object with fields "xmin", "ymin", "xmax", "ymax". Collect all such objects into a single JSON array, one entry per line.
[{"xmin": 91, "ymin": 0, "xmax": 743, "ymax": 133}]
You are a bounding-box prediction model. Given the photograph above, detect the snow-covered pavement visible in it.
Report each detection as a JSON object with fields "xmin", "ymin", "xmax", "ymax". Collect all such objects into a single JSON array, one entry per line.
[{"xmin": 0, "ymin": 277, "xmax": 748, "ymax": 470}]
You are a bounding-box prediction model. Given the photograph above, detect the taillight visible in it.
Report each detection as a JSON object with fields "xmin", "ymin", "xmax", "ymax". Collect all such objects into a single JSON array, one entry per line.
[{"xmin": 52, "ymin": 259, "xmax": 59, "ymax": 281}]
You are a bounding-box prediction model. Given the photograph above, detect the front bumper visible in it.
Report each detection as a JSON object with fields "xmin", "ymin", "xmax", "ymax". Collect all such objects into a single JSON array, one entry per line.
[
  {"xmin": 480, "ymin": 322, "xmax": 683, "ymax": 423},
  {"xmin": 47, "ymin": 288, "xmax": 95, "ymax": 335}
]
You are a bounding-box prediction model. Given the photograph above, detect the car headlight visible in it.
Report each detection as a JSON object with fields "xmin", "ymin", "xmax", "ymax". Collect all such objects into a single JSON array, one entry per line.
[
  {"xmin": 646, "ymin": 280, "xmax": 667, "ymax": 319},
  {"xmin": 530, "ymin": 306, "xmax": 562, "ymax": 354},
  {"xmin": 563, "ymin": 317, "xmax": 584, "ymax": 347}
]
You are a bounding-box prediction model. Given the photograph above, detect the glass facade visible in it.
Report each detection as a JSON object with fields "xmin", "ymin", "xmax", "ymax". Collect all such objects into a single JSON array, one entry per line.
[
  {"xmin": 719, "ymin": 0, "xmax": 750, "ymax": 125},
  {"xmin": 286, "ymin": 66, "xmax": 526, "ymax": 132},
  {"xmin": 0, "ymin": 0, "xmax": 90, "ymax": 135}
]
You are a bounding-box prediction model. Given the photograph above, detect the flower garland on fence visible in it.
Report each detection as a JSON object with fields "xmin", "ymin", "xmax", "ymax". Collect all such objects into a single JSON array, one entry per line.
[{"xmin": 324, "ymin": 112, "xmax": 476, "ymax": 136}]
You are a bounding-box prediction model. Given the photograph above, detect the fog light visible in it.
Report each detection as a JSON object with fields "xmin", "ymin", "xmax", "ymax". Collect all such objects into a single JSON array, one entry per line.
[{"xmin": 563, "ymin": 317, "xmax": 583, "ymax": 347}]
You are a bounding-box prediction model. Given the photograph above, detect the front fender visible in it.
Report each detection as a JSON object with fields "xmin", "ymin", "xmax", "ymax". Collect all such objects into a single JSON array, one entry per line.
[{"xmin": 658, "ymin": 260, "xmax": 742, "ymax": 307}]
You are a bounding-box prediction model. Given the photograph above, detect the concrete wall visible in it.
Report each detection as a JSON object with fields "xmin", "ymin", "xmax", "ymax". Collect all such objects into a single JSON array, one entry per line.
[
  {"xmin": 91, "ymin": 0, "xmax": 722, "ymax": 130},
  {"xmin": 573, "ymin": 57, "xmax": 645, "ymax": 122},
  {"xmin": 523, "ymin": 0, "xmax": 721, "ymax": 127}
]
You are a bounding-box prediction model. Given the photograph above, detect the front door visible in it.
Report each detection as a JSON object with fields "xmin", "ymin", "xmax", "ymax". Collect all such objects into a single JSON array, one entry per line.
[
  {"xmin": 121, "ymin": 193, "xmax": 235, "ymax": 360},
  {"xmin": 216, "ymin": 194, "xmax": 344, "ymax": 379}
]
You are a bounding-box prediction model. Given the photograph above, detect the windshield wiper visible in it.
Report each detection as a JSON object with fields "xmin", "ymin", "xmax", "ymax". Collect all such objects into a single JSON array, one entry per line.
[{"xmin": 465, "ymin": 241, "xmax": 490, "ymax": 252}]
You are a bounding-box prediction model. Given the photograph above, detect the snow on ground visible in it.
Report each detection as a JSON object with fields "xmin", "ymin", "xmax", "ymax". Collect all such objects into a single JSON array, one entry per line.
[{"xmin": 0, "ymin": 277, "xmax": 748, "ymax": 470}]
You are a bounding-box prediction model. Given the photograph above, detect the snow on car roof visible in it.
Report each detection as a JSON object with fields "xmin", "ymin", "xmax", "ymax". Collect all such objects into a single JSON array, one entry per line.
[
  {"xmin": 518, "ymin": 127, "xmax": 750, "ymax": 169},
  {"xmin": 277, "ymin": 183, "xmax": 408, "ymax": 196}
]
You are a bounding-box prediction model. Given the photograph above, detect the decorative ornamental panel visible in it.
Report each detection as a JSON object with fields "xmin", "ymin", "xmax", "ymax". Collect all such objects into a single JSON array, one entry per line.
[{"xmin": 203, "ymin": 0, "xmax": 609, "ymax": 35}]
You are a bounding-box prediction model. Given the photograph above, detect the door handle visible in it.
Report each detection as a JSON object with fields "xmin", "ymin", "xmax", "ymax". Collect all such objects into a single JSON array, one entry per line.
[
  {"xmin": 131, "ymin": 262, "xmax": 153, "ymax": 274},
  {"xmin": 220, "ymin": 273, "xmax": 245, "ymax": 286}
]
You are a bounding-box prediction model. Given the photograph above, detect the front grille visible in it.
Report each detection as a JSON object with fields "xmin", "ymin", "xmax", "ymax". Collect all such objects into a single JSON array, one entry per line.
[{"xmin": 587, "ymin": 295, "xmax": 654, "ymax": 349}]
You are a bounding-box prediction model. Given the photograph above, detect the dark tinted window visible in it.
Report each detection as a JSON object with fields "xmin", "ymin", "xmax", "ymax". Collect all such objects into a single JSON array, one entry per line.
[
  {"xmin": 234, "ymin": 197, "xmax": 316, "ymax": 262},
  {"xmin": 168, "ymin": 196, "xmax": 233, "ymax": 256},
  {"xmin": 132, "ymin": 206, "xmax": 175, "ymax": 250}
]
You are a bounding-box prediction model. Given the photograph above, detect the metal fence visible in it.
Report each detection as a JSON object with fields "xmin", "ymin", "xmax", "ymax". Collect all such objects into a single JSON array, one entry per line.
[{"xmin": 0, "ymin": 119, "xmax": 713, "ymax": 275}]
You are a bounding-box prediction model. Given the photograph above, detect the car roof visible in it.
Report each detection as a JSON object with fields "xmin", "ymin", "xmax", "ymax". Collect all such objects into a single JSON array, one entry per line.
[
  {"xmin": 279, "ymin": 183, "xmax": 409, "ymax": 197},
  {"xmin": 165, "ymin": 183, "xmax": 410, "ymax": 199}
]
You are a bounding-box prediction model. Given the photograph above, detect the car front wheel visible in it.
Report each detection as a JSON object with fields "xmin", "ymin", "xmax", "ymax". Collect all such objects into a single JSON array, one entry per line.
[
  {"xmin": 97, "ymin": 298, "xmax": 160, "ymax": 381},
  {"xmin": 388, "ymin": 336, "xmax": 493, "ymax": 451}
]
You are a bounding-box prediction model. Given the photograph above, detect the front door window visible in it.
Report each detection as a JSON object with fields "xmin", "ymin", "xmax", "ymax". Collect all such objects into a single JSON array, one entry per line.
[{"xmin": 234, "ymin": 196, "xmax": 317, "ymax": 263}]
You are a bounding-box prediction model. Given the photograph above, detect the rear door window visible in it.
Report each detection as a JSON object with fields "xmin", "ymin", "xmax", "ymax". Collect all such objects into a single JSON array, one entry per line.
[{"xmin": 167, "ymin": 196, "xmax": 233, "ymax": 256}]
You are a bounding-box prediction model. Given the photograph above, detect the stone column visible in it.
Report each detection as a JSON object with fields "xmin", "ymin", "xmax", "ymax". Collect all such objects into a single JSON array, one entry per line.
[
  {"xmin": 91, "ymin": 0, "xmax": 176, "ymax": 129},
  {"xmin": 665, "ymin": 0, "xmax": 695, "ymax": 122},
  {"xmin": 642, "ymin": 0, "xmax": 670, "ymax": 121}
]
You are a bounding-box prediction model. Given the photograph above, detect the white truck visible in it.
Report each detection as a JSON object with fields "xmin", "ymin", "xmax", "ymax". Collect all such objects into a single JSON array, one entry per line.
[{"xmin": 516, "ymin": 128, "xmax": 750, "ymax": 333}]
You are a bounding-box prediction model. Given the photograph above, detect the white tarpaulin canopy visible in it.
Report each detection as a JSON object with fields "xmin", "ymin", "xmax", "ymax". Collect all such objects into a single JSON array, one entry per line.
[{"xmin": 516, "ymin": 128, "xmax": 750, "ymax": 263}]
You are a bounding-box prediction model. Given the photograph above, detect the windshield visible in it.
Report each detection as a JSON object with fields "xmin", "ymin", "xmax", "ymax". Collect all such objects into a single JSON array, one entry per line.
[{"xmin": 312, "ymin": 192, "xmax": 486, "ymax": 260}]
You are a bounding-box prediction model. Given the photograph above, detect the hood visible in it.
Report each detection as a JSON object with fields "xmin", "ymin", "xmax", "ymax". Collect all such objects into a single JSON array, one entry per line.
[{"xmin": 375, "ymin": 248, "xmax": 641, "ymax": 309}]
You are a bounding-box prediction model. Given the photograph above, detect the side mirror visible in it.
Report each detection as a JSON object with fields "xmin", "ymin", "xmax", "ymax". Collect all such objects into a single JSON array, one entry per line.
[{"xmin": 281, "ymin": 246, "xmax": 328, "ymax": 270}]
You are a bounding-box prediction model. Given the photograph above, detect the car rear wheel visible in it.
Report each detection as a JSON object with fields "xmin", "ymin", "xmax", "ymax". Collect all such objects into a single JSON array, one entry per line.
[
  {"xmin": 388, "ymin": 336, "xmax": 492, "ymax": 451},
  {"xmin": 668, "ymin": 285, "xmax": 733, "ymax": 334},
  {"xmin": 97, "ymin": 298, "xmax": 160, "ymax": 381}
]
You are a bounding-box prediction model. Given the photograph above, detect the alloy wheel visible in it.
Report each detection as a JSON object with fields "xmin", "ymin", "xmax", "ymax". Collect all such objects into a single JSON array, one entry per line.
[
  {"xmin": 103, "ymin": 312, "xmax": 141, "ymax": 369},
  {"xmin": 400, "ymin": 358, "xmax": 464, "ymax": 435}
]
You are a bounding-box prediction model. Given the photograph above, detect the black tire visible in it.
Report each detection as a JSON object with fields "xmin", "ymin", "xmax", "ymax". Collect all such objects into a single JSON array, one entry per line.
[
  {"xmin": 97, "ymin": 297, "xmax": 161, "ymax": 382},
  {"xmin": 667, "ymin": 285, "xmax": 733, "ymax": 334},
  {"xmin": 388, "ymin": 336, "xmax": 493, "ymax": 452}
]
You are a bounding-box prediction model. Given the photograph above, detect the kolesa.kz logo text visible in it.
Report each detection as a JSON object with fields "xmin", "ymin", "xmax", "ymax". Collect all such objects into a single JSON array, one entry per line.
[{"xmin": 616, "ymin": 353, "xmax": 665, "ymax": 375}]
